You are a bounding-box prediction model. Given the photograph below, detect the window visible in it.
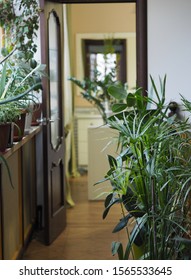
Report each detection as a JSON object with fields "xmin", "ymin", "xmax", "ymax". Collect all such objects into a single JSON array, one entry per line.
[{"xmin": 83, "ymin": 39, "xmax": 127, "ymax": 84}]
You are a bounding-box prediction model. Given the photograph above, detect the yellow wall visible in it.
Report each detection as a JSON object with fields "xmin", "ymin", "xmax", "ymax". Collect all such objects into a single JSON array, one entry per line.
[
  {"xmin": 70, "ymin": 3, "xmax": 135, "ymax": 34},
  {"xmin": 69, "ymin": 3, "xmax": 136, "ymax": 108}
]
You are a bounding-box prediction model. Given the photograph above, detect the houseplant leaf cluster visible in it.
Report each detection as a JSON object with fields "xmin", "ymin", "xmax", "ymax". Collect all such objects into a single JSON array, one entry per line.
[
  {"xmin": 69, "ymin": 67, "xmax": 123, "ymax": 123},
  {"xmin": 99, "ymin": 75, "xmax": 191, "ymax": 259},
  {"xmin": 0, "ymin": 0, "xmax": 40, "ymax": 60},
  {"xmin": 0, "ymin": 0, "xmax": 46, "ymax": 186},
  {"xmin": 69, "ymin": 38, "xmax": 127, "ymax": 123},
  {"xmin": 0, "ymin": 49, "xmax": 45, "ymax": 186},
  {"xmin": 0, "ymin": 49, "xmax": 45, "ymax": 120}
]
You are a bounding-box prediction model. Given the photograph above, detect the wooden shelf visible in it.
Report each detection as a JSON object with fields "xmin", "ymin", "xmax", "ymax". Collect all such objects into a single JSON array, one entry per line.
[
  {"xmin": 0, "ymin": 125, "xmax": 42, "ymax": 259},
  {"xmin": 1, "ymin": 126, "xmax": 41, "ymax": 160}
]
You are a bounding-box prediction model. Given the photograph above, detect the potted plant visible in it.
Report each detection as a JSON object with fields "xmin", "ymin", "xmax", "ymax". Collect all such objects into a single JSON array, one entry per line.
[
  {"xmin": 96, "ymin": 75, "xmax": 191, "ymax": 259},
  {"xmin": 0, "ymin": 0, "xmax": 45, "ymax": 189},
  {"xmin": 0, "ymin": 102, "xmax": 21, "ymax": 151},
  {"xmin": 0, "ymin": 51, "xmax": 45, "ymax": 138}
]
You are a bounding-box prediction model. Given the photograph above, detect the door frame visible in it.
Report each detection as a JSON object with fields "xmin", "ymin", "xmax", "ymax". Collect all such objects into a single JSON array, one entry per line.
[
  {"xmin": 47, "ymin": 0, "xmax": 148, "ymax": 92},
  {"xmin": 39, "ymin": 0, "xmax": 148, "ymax": 243}
]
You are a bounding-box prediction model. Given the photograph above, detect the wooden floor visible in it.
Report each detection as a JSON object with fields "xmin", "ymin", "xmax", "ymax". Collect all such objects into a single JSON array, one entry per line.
[{"xmin": 22, "ymin": 173, "xmax": 128, "ymax": 260}]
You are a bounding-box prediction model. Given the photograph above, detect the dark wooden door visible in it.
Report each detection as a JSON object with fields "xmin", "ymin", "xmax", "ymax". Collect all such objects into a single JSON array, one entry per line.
[{"xmin": 40, "ymin": 0, "xmax": 66, "ymax": 245}]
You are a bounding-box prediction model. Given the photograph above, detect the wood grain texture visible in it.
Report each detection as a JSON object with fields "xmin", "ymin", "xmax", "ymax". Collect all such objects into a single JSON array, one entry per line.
[{"xmin": 23, "ymin": 174, "xmax": 130, "ymax": 260}]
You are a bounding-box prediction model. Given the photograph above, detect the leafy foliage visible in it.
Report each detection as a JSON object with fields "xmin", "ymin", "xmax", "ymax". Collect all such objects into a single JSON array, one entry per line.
[
  {"xmin": 69, "ymin": 38, "xmax": 127, "ymax": 123},
  {"xmin": 0, "ymin": 0, "xmax": 40, "ymax": 60},
  {"xmin": 69, "ymin": 68, "xmax": 123, "ymax": 123},
  {"xmin": 99, "ymin": 76, "xmax": 191, "ymax": 259}
]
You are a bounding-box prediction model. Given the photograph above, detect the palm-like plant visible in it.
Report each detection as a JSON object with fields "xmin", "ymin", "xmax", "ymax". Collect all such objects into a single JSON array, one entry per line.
[{"xmin": 98, "ymin": 76, "xmax": 191, "ymax": 259}]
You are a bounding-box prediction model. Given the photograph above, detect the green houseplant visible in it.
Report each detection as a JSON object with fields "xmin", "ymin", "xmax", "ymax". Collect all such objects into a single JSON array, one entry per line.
[
  {"xmin": 97, "ymin": 76, "xmax": 191, "ymax": 259},
  {"xmin": 0, "ymin": 102, "xmax": 21, "ymax": 152},
  {"xmin": 69, "ymin": 67, "xmax": 123, "ymax": 123},
  {"xmin": 69, "ymin": 38, "xmax": 127, "ymax": 123},
  {"xmin": 0, "ymin": 49, "xmax": 45, "ymax": 140},
  {"xmin": 0, "ymin": 0, "xmax": 45, "ymax": 188},
  {"xmin": 0, "ymin": 0, "xmax": 40, "ymax": 60},
  {"xmin": 0, "ymin": 51, "xmax": 44, "ymax": 186}
]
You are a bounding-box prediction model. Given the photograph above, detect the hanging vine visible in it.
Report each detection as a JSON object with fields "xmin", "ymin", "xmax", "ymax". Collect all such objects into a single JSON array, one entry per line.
[{"xmin": 0, "ymin": 0, "xmax": 41, "ymax": 60}]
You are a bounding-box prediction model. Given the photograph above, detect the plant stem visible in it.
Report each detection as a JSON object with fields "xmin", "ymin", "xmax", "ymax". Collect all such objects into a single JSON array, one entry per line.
[{"xmin": 151, "ymin": 176, "xmax": 157, "ymax": 258}]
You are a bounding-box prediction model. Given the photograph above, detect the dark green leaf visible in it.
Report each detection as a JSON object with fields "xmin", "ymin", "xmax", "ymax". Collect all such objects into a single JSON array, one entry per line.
[
  {"xmin": 104, "ymin": 193, "xmax": 113, "ymax": 208},
  {"xmin": 108, "ymin": 85, "xmax": 127, "ymax": 100},
  {"xmin": 126, "ymin": 93, "xmax": 136, "ymax": 107},
  {"xmin": 107, "ymin": 155, "xmax": 117, "ymax": 168},
  {"xmin": 112, "ymin": 214, "xmax": 132, "ymax": 233},
  {"xmin": 102, "ymin": 197, "xmax": 120, "ymax": 219},
  {"xmin": 111, "ymin": 103, "xmax": 127, "ymax": 113}
]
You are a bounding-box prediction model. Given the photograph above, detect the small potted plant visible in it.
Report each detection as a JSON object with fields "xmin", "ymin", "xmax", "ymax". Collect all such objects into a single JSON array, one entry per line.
[{"xmin": 0, "ymin": 102, "xmax": 21, "ymax": 151}]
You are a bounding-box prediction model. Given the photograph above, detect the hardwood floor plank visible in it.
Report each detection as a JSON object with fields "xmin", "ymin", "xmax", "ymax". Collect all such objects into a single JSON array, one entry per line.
[{"xmin": 23, "ymin": 174, "xmax": 128, "ymax": 260}]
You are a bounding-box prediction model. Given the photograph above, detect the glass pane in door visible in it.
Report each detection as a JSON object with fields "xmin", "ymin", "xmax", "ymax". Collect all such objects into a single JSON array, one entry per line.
[{"xmin": 48, "ymin": 12, "xmax": 61, "ymax": 150}]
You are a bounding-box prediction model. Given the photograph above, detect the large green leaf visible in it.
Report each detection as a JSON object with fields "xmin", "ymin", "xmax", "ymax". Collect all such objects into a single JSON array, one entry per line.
[
  {"xmin": 108, "ymin": 85, "xmax": 127, "ymax": 100},
  {"xmin": 0, "ymin": 83, "xmax": 42, "ymax": 105}
]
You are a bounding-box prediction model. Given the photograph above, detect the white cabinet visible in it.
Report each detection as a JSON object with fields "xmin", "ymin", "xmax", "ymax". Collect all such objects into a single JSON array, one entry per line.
[
  {"xmin": 75, "ymin": 109, "xmax": 103, "ymax": 167},
  {"xmin": 88, "ymin": 125, "xmax": 118, "ymax": 200}
]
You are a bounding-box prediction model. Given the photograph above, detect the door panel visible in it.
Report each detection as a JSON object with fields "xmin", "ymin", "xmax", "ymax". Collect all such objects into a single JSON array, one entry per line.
[{"xmin": 40, "ymin": 0, "xmax": 66, "ymax": 245}]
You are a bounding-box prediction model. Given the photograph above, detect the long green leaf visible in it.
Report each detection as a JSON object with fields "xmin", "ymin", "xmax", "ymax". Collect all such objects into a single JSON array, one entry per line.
[
  {"xmin": 0, "ymin": 83, "xmax": 42, "ymax": 105},
  {"xmin": 112, "ymin": 214, "xmax": 132, "ymax": 233},
  {"xmin": 0, "ymin": 62, "xmax": 7, "ymax": 98},
  {"xmin": 111, "ymin": 103, "xmax": 127, "ymax": 113}
]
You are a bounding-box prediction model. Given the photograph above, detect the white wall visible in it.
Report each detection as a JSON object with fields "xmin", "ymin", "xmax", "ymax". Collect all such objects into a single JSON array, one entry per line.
[{"xmin": 147, "ymin": 0, "xmax": 191, "ymax": 107}]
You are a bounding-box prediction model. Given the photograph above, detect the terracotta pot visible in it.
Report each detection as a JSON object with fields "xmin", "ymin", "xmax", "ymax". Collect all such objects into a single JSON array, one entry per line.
[
  {"xmin": 0, "ymin": 123, "xmax": 11, "ymax": 152},
  {"xmin": 13, "ymin": 112, "xmax": 26, "ymax": 142}
]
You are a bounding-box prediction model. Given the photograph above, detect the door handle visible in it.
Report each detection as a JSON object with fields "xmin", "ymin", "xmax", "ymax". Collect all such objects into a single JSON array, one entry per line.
[{"xmin": 37, "ymin": 117, "xmax": 55, "ymax": 125}]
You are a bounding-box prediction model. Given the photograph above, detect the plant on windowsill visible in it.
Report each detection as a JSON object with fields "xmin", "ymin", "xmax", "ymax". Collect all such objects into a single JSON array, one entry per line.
[
  {"xmin": 0, "ymin": 48, "xmax": 45, "ymax": 137},
  {"xmin": 96, "ymin": 75, "xmax": 191, "ymax": 260},
  {"xmin": 0, "ymin": 0, "xmax": 45, "ymax": 188},
  {"xmin": 0, "ymin": 102, "xmax": 21, "ymax": 150},
  {"xmin": 69, "ymin": 38, "xmax": 128, "ymax": 123},
  {"xmin": 0, "ymin": 50, "xmax": 45, "ymax": 187},
  {"xmin": 0, "ymin": 0, "xmax": 45, "ymax": 130},
  {"xmin": 69, "ymin": 66, "xmax": 124, "ymax": 123}
]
